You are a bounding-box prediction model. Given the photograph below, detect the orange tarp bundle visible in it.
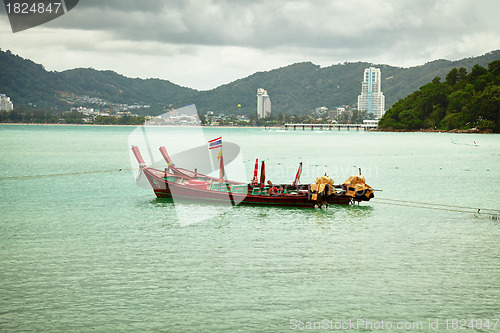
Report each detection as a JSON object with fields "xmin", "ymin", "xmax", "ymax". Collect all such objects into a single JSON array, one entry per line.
[
  {"xmin": 310, "ymin": 184, "xmax": 323, "ymax": 201},
  {"xmin": 343, "ymin": 175, "xmax": 373, "ymax": 199},
  {"xmin": 316, "ymin": 175, "xmax": 334, "ymax": 185},
  {"xmin": 310, "ymin": 176, "xmax": 335, "ymax": 200}
]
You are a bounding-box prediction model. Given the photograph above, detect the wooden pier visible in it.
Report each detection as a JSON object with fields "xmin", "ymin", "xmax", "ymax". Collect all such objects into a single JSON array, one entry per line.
[{"xmin": 283, "ymin": 123, "xmax": 377, "ymax": 131}]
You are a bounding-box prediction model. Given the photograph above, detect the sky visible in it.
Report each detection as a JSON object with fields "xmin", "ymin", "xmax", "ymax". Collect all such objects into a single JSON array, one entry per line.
[{"xmin": 1, "ymin": 0, "xmax": 500, "ymax": 90}]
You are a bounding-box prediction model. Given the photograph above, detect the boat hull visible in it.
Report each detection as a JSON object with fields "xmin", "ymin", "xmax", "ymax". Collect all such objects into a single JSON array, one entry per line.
[{"xmin": 141, "ymin": 167, "xmax": 352, "ymax": 207}]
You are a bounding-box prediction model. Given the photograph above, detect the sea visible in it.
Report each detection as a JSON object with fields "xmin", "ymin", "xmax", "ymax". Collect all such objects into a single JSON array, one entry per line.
[{"xmin": 1, "ymin": 124, "xmax": 499, "ymax": 332}]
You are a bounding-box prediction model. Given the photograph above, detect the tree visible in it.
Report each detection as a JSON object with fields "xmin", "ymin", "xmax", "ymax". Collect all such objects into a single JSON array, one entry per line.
[
  {"xmin": 457, "ymin": 67, "xmax": 467, "ymax": 81},
  {"xmin": 488, "ymin": 60, "xmax": 500, "ymax": 79},
  {"xmin": 277, "ymin": 112, "xmax": 284, "ymax": 123},
  {"xmin": 62, "ymin": 111, "xmax": 83, "ymax": 124},
  {"xmin": 469, "ymin": 64, "xmax": 488, "ymax": 80},
  {"xmin": 446, "ymin": 68, "xmax": 459, "ymax": 85}
]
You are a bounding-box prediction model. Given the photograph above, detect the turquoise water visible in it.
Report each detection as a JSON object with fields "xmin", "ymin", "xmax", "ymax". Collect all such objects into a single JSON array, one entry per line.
[{"xmin": 1, "ymin": 124, "xmax": 499, "ymax": 332}]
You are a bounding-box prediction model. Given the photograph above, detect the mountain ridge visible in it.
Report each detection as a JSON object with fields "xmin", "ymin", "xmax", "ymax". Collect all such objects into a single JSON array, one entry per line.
[{"xmin": 1, "ymin": 49, "xmax": 499, "ymax": 116}]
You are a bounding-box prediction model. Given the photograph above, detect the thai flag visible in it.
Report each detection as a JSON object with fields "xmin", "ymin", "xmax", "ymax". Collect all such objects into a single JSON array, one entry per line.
[{"xmin": 208, "ymin": 137, "xmax": 222, "ymax": 149}]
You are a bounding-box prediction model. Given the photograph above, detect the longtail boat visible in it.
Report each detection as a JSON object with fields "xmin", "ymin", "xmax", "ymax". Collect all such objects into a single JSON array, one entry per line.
[{"xmin": 131, "ymin": 145, "xmax": 374, "ymax": 208}]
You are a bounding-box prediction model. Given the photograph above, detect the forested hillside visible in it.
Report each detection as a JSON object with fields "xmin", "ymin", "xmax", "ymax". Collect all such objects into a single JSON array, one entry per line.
[
  {"xmin": 0, "ymin": 50, "xmax": 196, "ymax": 111},
  {"xmin": 378, "ymin": 61, "xmax": 500, "ymax": 132},
  {"xmin": 1, "ymin": 49, "xmax": 499, "ymax": 116}
]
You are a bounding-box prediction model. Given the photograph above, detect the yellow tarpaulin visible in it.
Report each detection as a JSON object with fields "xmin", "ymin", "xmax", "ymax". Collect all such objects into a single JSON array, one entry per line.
[
  {"xmin": 343, "ymin": 175, "xmax": 373, "ymax": 199},
  {"xmin": 310, "ymin": 175, "xmax": 335, "ymax": 200}
]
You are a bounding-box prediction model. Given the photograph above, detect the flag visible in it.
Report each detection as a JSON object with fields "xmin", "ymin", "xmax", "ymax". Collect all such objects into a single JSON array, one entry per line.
[
  {"xmin": 260, "ymin": 161, "xmax": 265, "ymax": 189},
  {"xmin": 217, "ymin": 148, "xmax": 223, "ymax": 161},
  {"xmin": 251, "ymin": 158, "xmax": 258, "ymax": 185},
  {"xmin": 219, "ymin": 155, "xmax": 225, "ymax": 183},
  {"xmin": 292, "ymin": 162, "xmax": 302, "ymax": 186},
  {"xmin": 208, "ymin": 137, "xmax": 222, "ymax": 149}
]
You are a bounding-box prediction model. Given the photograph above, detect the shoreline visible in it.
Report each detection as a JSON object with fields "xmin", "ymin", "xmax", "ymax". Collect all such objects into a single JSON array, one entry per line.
[
  {"xmin": 0, "ymin": 122, "xmax": 268, "ymax": 129},
  {"xmin": 374, "ymin": 127, "xmax": 495, "ymax": 134},
  {"xmin": 0, "ymin": 122, "xmax": 140, "ymax": 127},
  {"xmin": 1, "ymin": 122, "xmax": 497, "ymax": 133}
]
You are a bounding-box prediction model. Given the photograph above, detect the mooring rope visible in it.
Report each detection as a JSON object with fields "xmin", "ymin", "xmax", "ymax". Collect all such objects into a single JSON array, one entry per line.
[
  {"xmin": 374, "ymin": 198, "xmax": 500, "ymax": 212},
  {"xmin": 372, "ymin": 198, "xmax": 500, "ymax": 217},
  {"xmin": 0, "ymin": 168, "xmax": 135, "ymax": 181}
]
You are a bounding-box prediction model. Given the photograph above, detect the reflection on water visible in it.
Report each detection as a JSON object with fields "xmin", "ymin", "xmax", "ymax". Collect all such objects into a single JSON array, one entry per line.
[
  {"xmin": 151, "ymin": 197, "xmax": 175, "ymax": 205},
  {"xmin": 148, "ymin": 195, "xmax": 374, "ymax": 227},
  {"xmin": 309, "ymin": 204, "xmax": 374, "ymax": 222}
]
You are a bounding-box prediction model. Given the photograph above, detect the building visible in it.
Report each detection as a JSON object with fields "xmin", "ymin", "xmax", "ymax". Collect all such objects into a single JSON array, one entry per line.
[
  {"xmin": 256, "ymin": 88, "xmax": 271, "ymax": 119},
  {"xmin": 363, "ymin": 119, "xmax": 379, "ymax": 126},
  {"xmin": 72, "ymin": 106, "xmax": 94, "ymax": 115},
  {"xmin": 357, "ymin": 67, "xmax": 385, "ymax": 119},
  {"xmin": 328, "ymin": 107, "xmax": 352, "ymax": 120},
  {"xmin": 0, "ymin": 93, "xmax": 14, "ymax": 112},
  {"xmin": 313, "ymin": 106, "xmax": 328, "ymax": 117}
]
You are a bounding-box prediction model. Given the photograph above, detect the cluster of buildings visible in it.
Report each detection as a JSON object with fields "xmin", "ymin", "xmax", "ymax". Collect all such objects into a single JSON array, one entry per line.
[
  {"xmin": 146, "ymin": 109, "xmax": 252, "ymax": 126},
  {"xmin": 147, "ymin": 111, "xmax": 200, "ymax": 126},
  {"xmin": 204, "ymin": 111, "xmax": 250, "ymax": 126},
  {"xmin": 328, "ymin": 106, "xmax": 351, "ymax": 120},
  {"xmin": 0, "ymin": 93, "xmax": 14, "ymax": 112},
  {"xmin": 256, "ymin": 66, "xmax": 385, "ymax": 121},
  {"xmin": 69, "ymin": 106, "xmax": 139, "ymax": 123},
  {"xmin": 63, "ymin": 95, "xmax": 150, "ymax": 122},
  {"xmin": 62, "ymin": 94, "xmax": 150, "ymax": 112}
]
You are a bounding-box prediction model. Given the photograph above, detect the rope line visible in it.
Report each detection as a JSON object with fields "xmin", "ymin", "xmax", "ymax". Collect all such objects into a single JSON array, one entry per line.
[
  {"xmin": 373, "ymin": 198, "xmax": 500, "ymax": 213},
  {"xmin": 372, "ymin": 198, "xmax": 499, "ymax": 217},
  {"xmin": 374, "ymin": 200, "xmax": 477, "ymax": 214},
  {"xmin": 0, "ymin": 168, "xmax": 136, "ymax": 181}
]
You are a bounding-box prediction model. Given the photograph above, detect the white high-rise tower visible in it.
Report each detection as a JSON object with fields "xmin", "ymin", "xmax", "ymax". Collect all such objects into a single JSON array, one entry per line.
[
  {"xmin": 357, "ymin": 67, "xmax": 385, "ymax": 119},
  {"xmin": 256, "ymin": 88, "xmax": 271, "ymax": 119},
  {"xmin": 0, "ymin": 93, "xmax": 14, "ymax": 112}
]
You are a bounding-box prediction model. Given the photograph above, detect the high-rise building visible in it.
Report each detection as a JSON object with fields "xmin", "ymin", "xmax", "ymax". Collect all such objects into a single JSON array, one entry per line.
[
  {"xmin": 256, "ymin": 88, "xmax": 271, "ymax": 119},
  {"xmin": 0, "ymin": 93, "xmax": 14, "ymax": 112},
  {"xmin": 357, "ymin": 67, "xmax": 385, "ymax": 119}
]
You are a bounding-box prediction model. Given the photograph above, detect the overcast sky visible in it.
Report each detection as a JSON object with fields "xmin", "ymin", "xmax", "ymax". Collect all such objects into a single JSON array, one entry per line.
[{"xmin": 1, "ymin": 0, "xmax": 500, "ymax": 90}]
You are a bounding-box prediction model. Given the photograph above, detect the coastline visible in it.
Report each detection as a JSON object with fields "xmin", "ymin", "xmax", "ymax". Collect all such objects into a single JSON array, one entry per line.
[
  {"xmin": 0, "ymin": 122, "xmax": 140, "ymax": 127},
  {"xmin": 374, "ymin": 127, "xmax": 495, "ymax": 134},
  {"xmin": 0, "ymin": 122, "xmax": 268, "ymax": 129}
]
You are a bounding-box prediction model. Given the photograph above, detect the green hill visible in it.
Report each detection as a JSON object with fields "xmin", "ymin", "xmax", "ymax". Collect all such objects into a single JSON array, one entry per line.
[
  {"xmin": 1, "ymin": 49, "xmax": 499, "ymax": 116},
  {"xmin": 59, "ymin": 68, "xmax": 196, "ymax": 106},
  {"xmin": 0, "ymin": 50, "xmax": 66, "ymax": 110},
  {"xmin": 0, "ymin": 49, "xmax": 196, "ymax": 111},
  {"xmin": 379, "ymin": 60, "xmax": 500, "ymax": 132}
]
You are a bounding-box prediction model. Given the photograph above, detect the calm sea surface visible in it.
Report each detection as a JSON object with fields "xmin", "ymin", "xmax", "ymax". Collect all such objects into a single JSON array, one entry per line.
[{"xmin": 1, "ymin": 124, "xmax": 499, "ymax": 332}]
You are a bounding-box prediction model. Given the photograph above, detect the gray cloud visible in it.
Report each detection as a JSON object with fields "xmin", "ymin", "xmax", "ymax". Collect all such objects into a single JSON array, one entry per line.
[
  {"xmin": 2, "ymin": 0, "xmax": 499, "ymax": 89},
  {"xmin": 50, "ymin": 0, "xmax": 489, "ymax": 48}
]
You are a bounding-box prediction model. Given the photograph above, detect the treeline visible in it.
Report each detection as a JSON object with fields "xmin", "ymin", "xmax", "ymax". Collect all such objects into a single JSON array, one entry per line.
[
  {"xmin": 379, "ymin": 60, "xmax": 500, "ymax": 132},
  {"xmin": 0, "ymin": 109, "xmax": 145, "ymax": 125}
]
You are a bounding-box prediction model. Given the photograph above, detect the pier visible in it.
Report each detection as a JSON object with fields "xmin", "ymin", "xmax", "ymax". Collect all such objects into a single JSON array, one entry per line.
[{"xmin": 283, "ymin": 123, "xmax": 377, "ymax": 131}]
